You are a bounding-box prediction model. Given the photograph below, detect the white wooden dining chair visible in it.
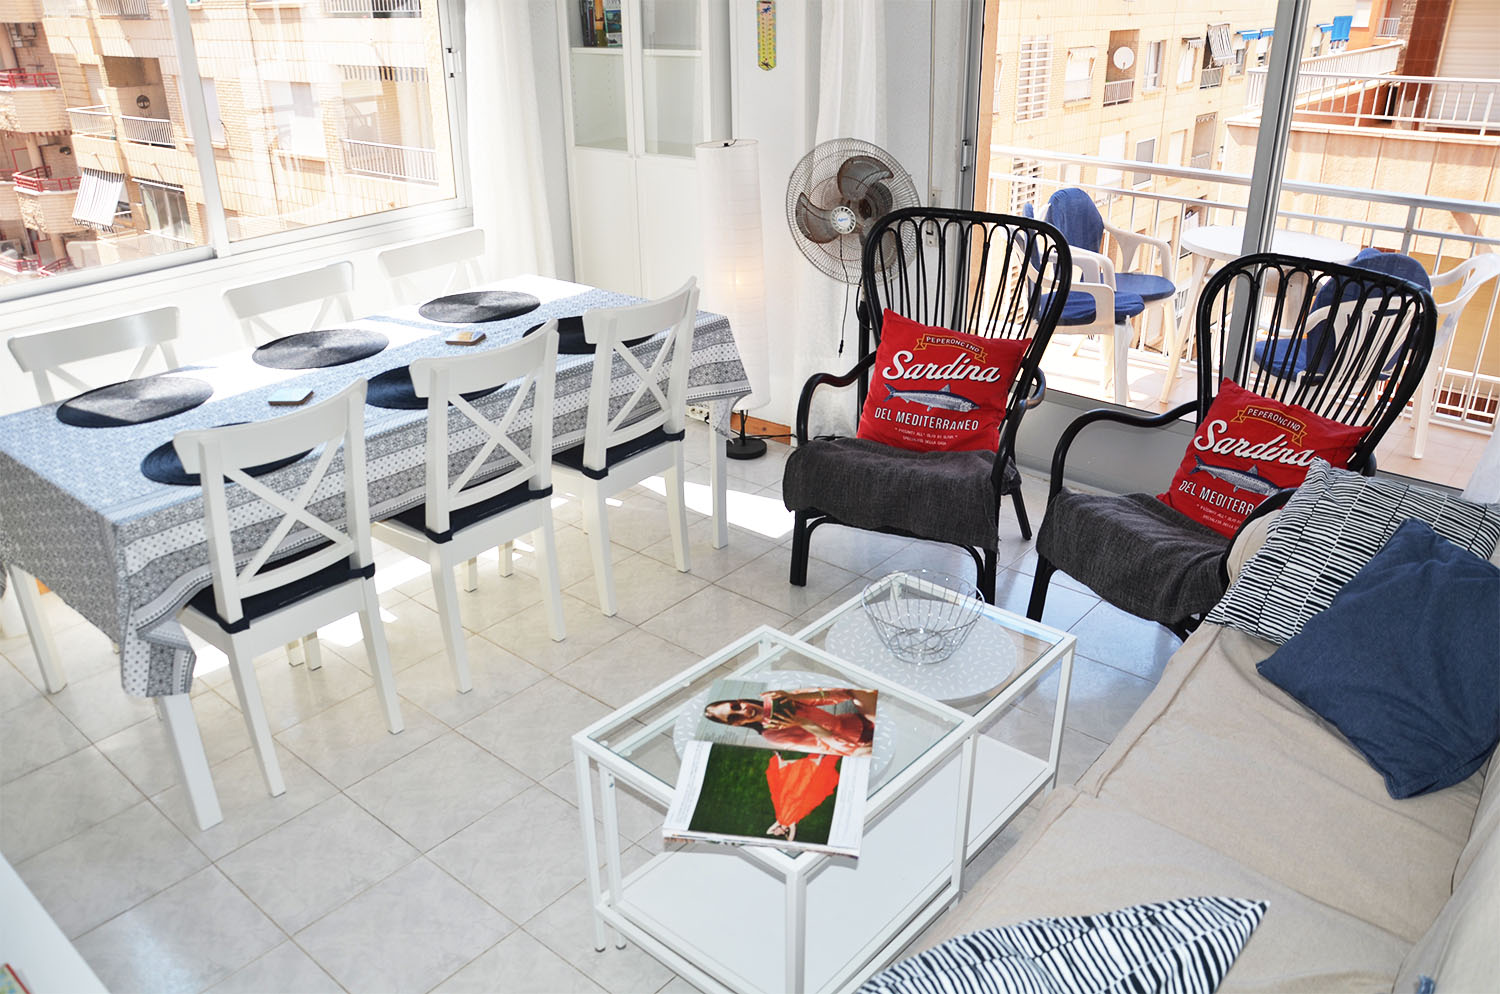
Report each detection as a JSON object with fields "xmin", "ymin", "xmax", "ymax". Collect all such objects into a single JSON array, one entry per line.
[
  {"xmin": 8, "ymin": 305, "xmax": 182, "ymax": 404},
  {"xmin": 1413, "ymin": 253, "xmax": 1500, "ymax": 458},
  {"xmin": 372, "ymin": 326, "xmax": 566, "ymax": 692},
  {"xmin": 223, "ymin": 260, "xmax": 357, "ymax": 347},
  {"xmin": 173, "ymin": 379, "xmax": 402, "ymax": 796},
  {"xmin": 5, "ymin": 305, "xmax": 183, "ymax": 693},
  {"xmin": 552, "ymin": 279, "xmax": 698, "ymax": 616},
  {"xmin": 377, "ymin": 227, "xmax": 486, "ymax": 307}
]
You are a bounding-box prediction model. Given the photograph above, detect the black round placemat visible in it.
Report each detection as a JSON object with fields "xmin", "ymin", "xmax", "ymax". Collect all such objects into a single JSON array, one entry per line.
[
  {"xmin": 418, "ymin": 291, "xmax": 540, "ymax": 324},
  {"xmin": 523, "ymin": 315, "xmax": 654, "ymax": 355},
  {"xmin": 252, "ymin": 328, "xmax": 389, "ymax": 370},
  {"xmin": 57, "ymin": 375, "xmax": 215, "ymax": 428},
  {"xmin": 141, "ymin": 423, "xmax": 311, "ymax": 486},
  {"xmin": 366, "ymin": 365, "xmax": 503, "ymax": 411}
]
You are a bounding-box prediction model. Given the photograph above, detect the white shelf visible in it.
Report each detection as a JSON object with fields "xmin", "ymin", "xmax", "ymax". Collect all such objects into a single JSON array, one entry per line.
[{"xmin": 966, "ymin": 736, "xmax": 1052, "ymax": 854}]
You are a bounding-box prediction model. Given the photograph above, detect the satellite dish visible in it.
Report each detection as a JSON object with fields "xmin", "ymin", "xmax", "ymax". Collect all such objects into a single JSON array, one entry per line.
[{"xmin": 1112, "ymin": 46, "xmax": 1135, "ymax": 70}]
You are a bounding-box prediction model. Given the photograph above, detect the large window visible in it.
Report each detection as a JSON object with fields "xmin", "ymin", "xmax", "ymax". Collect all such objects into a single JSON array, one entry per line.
[
  {"xmin": 0, "ymin": 0, "xmax": 460, "ymax": 294},
  {"xmin": 972, "ymin": 0, "xmax": 1500, "ymax": 489}
]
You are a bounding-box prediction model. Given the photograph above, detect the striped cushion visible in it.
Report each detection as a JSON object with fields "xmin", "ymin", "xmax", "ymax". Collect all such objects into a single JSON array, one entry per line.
[
  {"xmin": 859, "ymin": 897, "xmax": 1266, "ymax": 994},
  {"xmin": 1205, "ymin": 461, "xmax": 1500, "ymax": 645}
]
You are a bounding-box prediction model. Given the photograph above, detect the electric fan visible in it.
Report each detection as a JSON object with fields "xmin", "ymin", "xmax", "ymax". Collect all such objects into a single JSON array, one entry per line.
[{"xmin": 785, "ymin": 138, "xmax": 921, "ymax": 287}]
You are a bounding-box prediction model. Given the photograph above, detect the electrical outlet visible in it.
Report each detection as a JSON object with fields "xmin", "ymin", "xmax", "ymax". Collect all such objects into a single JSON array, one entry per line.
[{"xmin": 686, "ymin": 404, "xmax": 711, "ymax": 424}]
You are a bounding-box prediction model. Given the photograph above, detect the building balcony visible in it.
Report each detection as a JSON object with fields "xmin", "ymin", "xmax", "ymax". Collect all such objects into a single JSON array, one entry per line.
[
  {"xmin": 1103, "ymin": 79, "xmax": 1134, "ymax": 106},
  {"xmin": 68, "ymin": 104, "xmax": 115, "ymax": 138},
  {"xmin": 94, "ymin": 0, "xmax": 152, "ymax": 17},
  {"xmin": 121, "ymin": 114, "xmax": 173, "ymax": 147},
  {"xmin": 1199, "ymin": 66, "xmax": 1224, "ymax": 89},
  {"xmin": 12, "ymin": 165, "xmax": 80, "ymax": 194},
  {"xmin": 322, "ymin": 0, "xmax": 420, "ymax": 15},
  {"xmin": 0, "ymin": 178, "xmax": 23, "ymax": 227},
  {"xmin": 1188, "ymin": 152, "xmax": 1211, "ymax": 169},
  {"xmin": 0, "ymin": 70, "xmax": 67, "ymax": 134},
  {"xmin": 341, "ymin": 138, "xmax": 438, "ymax": 184},
  {"xmin": 0, "ymin": 0, "xmax": 43, "ymax": 19},
  {"xmin": 40, "ymin": 0, "xmax": 88, "ymax": 14},
  {"xmin": 14, "ymin": 169, "xmax": 86, "ymax": 234},
  {"xmin": 1376, "ymin": 16, "xmax": 1402, "ymax": 37},
  {"xmin": 1246, "ymin": 64, "xmax": 1500, "ymax": 136}
]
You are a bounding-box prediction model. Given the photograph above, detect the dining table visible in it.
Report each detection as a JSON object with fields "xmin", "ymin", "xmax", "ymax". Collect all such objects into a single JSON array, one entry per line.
[
  {"xmin": 0, "ymin": 274, "xmax": 750, "ymax": 829},
  {"xmin": 1159, "ymin": 224, "xmax": 1361, "ymax": 402}
]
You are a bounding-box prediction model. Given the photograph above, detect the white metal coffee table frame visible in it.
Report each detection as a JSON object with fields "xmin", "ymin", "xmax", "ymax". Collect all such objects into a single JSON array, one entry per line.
[
  {"xmin": 794, "ymin": 574, "xmax": 1078, "ymax": 864},
  {"xmin": 572, "ymin": 625, "xmax": 974, "ymax": 994}
]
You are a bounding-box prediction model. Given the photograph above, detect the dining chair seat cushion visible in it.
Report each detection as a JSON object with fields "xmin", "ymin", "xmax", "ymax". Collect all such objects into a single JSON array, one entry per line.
[
  {"xmin": 251, "ymin": 329, "xmax": 389, "ymax": 370},
  {"xmin": 783, "ymin": 436, "xmax": 1003, "ymax": 551},
  {"xmin": 366, "ymin": 365, "xmax": 501, "ymax": 410},
  {"xmin": 1048, "ymin": 289, "xmax": 1147, "ymax": 326},
  {"xmin": 387, "ymin": 483, "xmax": 553, "ymax": 543},
  {"xmin": 1036, "ymin": 489, "xmax": 1230, "ymax": 626},
  {"xmin": 523, "ymin": 315, "xmax": 652, "ymax": 355},
  {"xmin": 553, "ymin": 426, "xmax": 684, "ymax": 480},
  {"xmin": 56, "ymin": 374, "xmax": 214, "ymax": 428},
  {"xmin": 1115, "ymin": 271, "xmax": 1178, "ymax": 303},
  {"xmin": 186, "ymin": 543, "xmax": 375, "ymax": 634}
]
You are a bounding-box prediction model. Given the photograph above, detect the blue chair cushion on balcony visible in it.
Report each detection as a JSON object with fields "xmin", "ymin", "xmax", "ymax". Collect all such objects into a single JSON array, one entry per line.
[
  {"xmin": 1046, "ymin": 188, "xmax": 1106, "ymax": 254},
  {"xmin": 1115, "ymin": 271, "xmax": 1178, "ymax": 302},
  {"xmin": 1047, "ymin": 289, "xmax": 1146, "ymax": 326},
  {"xmin": 1258, "ymin": 248, "xmax": 1431, "ymax": 379}
]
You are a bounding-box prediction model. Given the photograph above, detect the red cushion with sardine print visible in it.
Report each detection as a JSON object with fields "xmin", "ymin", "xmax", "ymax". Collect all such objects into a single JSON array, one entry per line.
[
  {"xmin": 855, "ymin": 310, "xmax": 1029, "ymax": 453},
  {"xmin": 1157, "ymin": 379, "xmax": 1370, "ymax": 538}
]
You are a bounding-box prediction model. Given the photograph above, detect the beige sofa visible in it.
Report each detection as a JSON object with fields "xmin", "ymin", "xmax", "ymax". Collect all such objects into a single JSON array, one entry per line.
[{"xmin": 922, "ymin": 516, "xmax": 1499, "ymax": 992}]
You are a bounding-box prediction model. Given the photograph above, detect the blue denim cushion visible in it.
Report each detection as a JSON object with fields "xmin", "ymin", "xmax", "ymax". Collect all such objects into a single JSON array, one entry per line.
[{"xmin": 1257, "ymin": 518, "xmax": 1500, "ymax": 799}]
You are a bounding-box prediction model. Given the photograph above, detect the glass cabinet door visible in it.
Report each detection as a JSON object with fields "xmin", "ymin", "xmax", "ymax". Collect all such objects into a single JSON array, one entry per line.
[
  {"xmin": 568, "ymin": 0, "xmax": 630, "ymax": 151},
  {"xmin": 639, "ymin": 0, "xmax": 704, "ymax": 156}
]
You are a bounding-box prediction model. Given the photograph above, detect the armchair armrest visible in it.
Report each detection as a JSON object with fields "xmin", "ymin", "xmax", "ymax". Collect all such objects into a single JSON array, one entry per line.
[
  {"xmin": 795, "ymin": 351, "xmax": 878, "ymax": 445},
  {"xmin": 1047, "ymin": 400, "xmax": 1197, "ymax": 501},
  {"xmin": 1103, "ymin": 221, "xmax": 1174, "ymax": 279},
  {"xmin": 1025, "ymin": 368, "xmax": 1047, "ymax": 410},
  {"xmin": 1067, "ymin": 245, "xmax": 1116, "ymax": 286}
]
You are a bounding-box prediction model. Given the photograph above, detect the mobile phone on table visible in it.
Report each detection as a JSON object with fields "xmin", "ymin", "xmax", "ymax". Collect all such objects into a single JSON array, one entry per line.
[
  {"xmin": 268, "ymin": 386, "xmax": 314, "ymax": 407},
  {"xmin": 446, "ymin": 330, "xmax": 486, "ymax": 346}
]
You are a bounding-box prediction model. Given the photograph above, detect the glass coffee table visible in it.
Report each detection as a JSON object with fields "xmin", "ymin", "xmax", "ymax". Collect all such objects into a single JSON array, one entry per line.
[
  {"xmin": 571, "ymin": 581, "xmax": 1076, "ymax": 994},
  {"xmin": 796, "ymin": 571, "xmax": 1077, "ymax": 862}
]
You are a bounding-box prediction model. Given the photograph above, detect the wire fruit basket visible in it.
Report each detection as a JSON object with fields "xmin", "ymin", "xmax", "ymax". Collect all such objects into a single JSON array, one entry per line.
[{"xmin": 861, "ymin": 570, "xmax": 984, "ymax": 665}]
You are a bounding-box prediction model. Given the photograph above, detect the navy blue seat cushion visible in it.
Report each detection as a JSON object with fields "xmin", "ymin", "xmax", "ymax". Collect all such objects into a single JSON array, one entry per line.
[
  {"xmin": 389, "ymin": 483, "xmax": 552, "ymax": 543},
  {"xmin": 553, "ymin": 426, "xmax": 683, "ymax": 480},
  {"xmin": 1045, "ymin": 289, "xmax": 1146, "ymax": 326},
  {"xmin": 1257, "ymin": 518, "xmax": 1500, "ymax": 799},
  {"xmin": 1114, "ymin": 271, "xmax": 1177, "ymax": 302},
  {"xmin": 187, "ymin": 542, "xmax": 374, "ymax": 634}
]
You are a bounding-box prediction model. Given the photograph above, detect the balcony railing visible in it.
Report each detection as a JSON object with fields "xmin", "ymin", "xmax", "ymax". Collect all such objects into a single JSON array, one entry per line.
[
  {"xmin": 0, "ymin": 254, "xmax": 42, "ymax": 274},
  {"xmin": 1297, "ymin": 40, "xmax": 1404, "ymax": 77},
  {"xmin": 1376, "ymin": 16, "xmax": 1401, "ymax": 36},
  {"xmin": 121, "ymin": 114, "xmax": 173, "ymax": 147},
  {"xmin": 0, "ymin": 69, "xmax": 59, "ymax": 89},
  {"xmin": 988, "ymin": 144, "xmax": 1500, "ymax": 436},
  {"xmin": 94, "ymin": 0, "xmax": 151, "ymax": 16},
  {"xmin": 1102, "ymin": 79, "xmax": 1134, "ymax": 106},
  {"xmin": 1062, "ymin": 77, "xmax": 1091, "ymax": 102},
  {"xmin": 322, "ymin": 0, "xmax": 420, "ymax": 14},
  {"xmin": 341, "ymin": 138, "xmax": 438, "ymax": 184},
  {"xmin": 12, "ymin": 165, "xmax": 80, "ymax": 193},
  {"xmin": 1247, "ymin": 70, "xmax": 1500, "ymax": 135},
  {"xmin": 41, "ymin": 0, "xmax": 88, "ymax": 14},
  {"xmin": 67, "ymin": 104, "xmax": 114, "ymax": 137},
  {"xmin": 1188, "ymin": 152, "xmax": 1211, "ymax": 168},
  {"xmin": 1199, "ymin": 66, "xmax": 1224, "ymax": 89}
]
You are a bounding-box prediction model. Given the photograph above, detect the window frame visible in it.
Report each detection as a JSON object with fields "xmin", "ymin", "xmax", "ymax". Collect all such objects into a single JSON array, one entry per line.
[{"xmin": 0, "ymin": 0, "xmax": 471, "ymax": 305}]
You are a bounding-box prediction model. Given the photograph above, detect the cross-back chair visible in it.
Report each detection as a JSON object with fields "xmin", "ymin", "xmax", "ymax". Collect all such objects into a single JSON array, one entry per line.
[
  {"xmin": 6, "ymin": 305, "xmax": 184, "ymax": 693},
  {"xmin": 223, "ymin": 260, "xmax": 357, "ymax": 347},
  {"xmin": 174, "ymin": 379, "xmax": 402, "ymax": 797},
  {"xmin": 377, "ymin": 227, "xmax": 486, "ymax": 306},
  {"xmin": 1028, "ymin": 252, "xmax": 1437, "ymax": 638},
  {"xmin": 552, "ymin": 278, "xmax": 699, "ymax": 616},
  {"xmin": 373, "ymin": 325, "xmax": 567, "ymax": 692},
  {"xmin": 782, "ymin": 206, "xmax": 1072, "ymax": 603},
  {"xmin": 8, "ymin": 305, "xmax": 182, "ymax": 404}
]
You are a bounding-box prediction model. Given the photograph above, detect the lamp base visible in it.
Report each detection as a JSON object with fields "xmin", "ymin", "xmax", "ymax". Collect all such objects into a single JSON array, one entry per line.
[{"xmin": 725, "ymin": 434, "xmax": 768, "ymax": 460}]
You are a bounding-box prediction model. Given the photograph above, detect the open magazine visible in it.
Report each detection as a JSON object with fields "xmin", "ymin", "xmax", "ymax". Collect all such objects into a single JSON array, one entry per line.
[{"xmin": 663, "ymin": 678, "xmax": 877, "ymax": 857}]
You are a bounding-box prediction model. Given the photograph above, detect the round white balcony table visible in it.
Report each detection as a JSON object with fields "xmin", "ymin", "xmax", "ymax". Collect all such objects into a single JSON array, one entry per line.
[{"xmin": 1160, "ymin": 225, "xmax": 1360, "ymax": 402}]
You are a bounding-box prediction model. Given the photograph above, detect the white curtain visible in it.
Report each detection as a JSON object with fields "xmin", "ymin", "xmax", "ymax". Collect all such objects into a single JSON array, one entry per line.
[
  {"xmin": 793, "ymin": 0, "xmax": 887, "ymax": 437},
  {"xmin": 466, "ymin": 0, "xmax": 556, "ymax": 278}
]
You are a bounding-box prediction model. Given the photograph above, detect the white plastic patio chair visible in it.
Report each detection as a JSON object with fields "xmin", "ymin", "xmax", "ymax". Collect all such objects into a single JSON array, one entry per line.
[{"xmin": 1413, "ymin": 253, "xmax": 1500, "ymax": 459}]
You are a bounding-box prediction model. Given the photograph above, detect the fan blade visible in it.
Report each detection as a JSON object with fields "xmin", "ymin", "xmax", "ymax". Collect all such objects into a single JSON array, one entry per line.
[
  {"xmin": 837, "ymin": 155, "xmax": 895, "ymax": 202},
  {"xmin": 794, "ymin": 192, "xmax": 843, "ymax": 245},
  {"xmin": 861, "ymin": 181, "xmax": 894, "ymax": 221}
]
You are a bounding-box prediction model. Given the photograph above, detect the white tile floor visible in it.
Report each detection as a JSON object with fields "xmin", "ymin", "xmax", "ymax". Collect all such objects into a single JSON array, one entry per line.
[{"xmin": 0, "ymin": 421, "xmax": 1183, "ymax": 994}]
